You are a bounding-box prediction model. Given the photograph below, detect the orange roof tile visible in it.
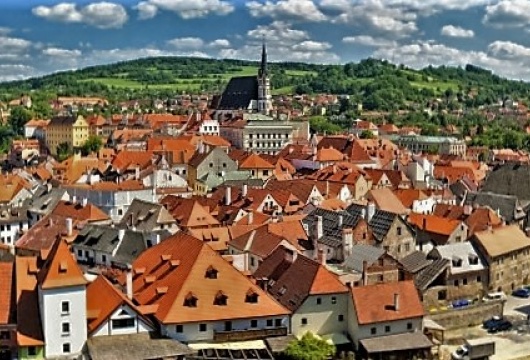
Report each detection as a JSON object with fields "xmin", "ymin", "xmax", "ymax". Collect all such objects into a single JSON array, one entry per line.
[
  {"xmin": 408, "ymin": 213, "xmax": 461, "ymax": 236},
  {"xmin": 38, "ymin": 239, "xmax": 87, "ymax": 290},
  {"xmin": 351, "ymin": 280, "xmax": 424, "ymax": 325},
  {"xmin": 0, "ymin": 261, "xmax": 14, "ymax": 325},
  {"xmin": 130, "ymin": 232, "xmax": 289, "ymax": 324},
  {"xmin": 52, "ymin": 200, "xmax": 110, "ymax": 222},
  {"xmin": 394, "ymin": 189, "xmax": 428, "ymax": 209},
  {"xmin": 239, "ymin": 153, "xmax": 275, "ymax": 169}
]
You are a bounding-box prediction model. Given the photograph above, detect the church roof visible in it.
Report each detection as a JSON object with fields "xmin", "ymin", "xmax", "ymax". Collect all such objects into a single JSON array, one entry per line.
[{"xmin": 217, "ymin": 76, "xmax": 258, "ymax": 110}]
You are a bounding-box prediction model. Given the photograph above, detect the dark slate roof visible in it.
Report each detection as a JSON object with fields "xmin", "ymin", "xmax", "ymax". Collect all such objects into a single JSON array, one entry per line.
[
  {"xmin": 302, "ymin": 207, "xmax": 360, "ymax": 247},
  {"xmin": 465, "ymin": 191, "xmax": 524, "ymax": 223},
  {"xmin": 342, "ymin": 244, "xmax": 385, "ymax": 272},
  {"xmin": 49, "ymin": 115, "xmax": 77, "ymax": 126},
  {"xmin": 481, "ymin": 163, "xmax": 530, "ymax": 202},
  {"xmin": 414, "ymin": 258, "xmax": 449, "ymax": 291},
  {"xmin": 399, "ymin": 251, "xmax": 431, "ymax": 274},
  {"xmin": 217, "ymin": 76, "xmax": 258, "ymax": 110},
  {"xmin": 346, "ymin": 203, "xmax": 402, "ymax": 241},
  {"xmin": 29, "ymin": 187, "xmax": 67, "ymax": 216},
  {"xmin": 73, "ymin": 225, "xmax": 171, "ymax": 266}
]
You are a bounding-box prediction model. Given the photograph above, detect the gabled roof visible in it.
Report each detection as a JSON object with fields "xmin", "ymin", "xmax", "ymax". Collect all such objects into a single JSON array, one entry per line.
[
  {"xmin": 368, "ymin": 188, "xmax": 409, "ymax": 215},
  {"xmin": 119, "ymin": 199, "xmax": 175, "ymax": 231},
  {"xmin": 52, "ymin": 200, "xmax": 110, "ymax": 223},
  {"xmin": 87, "ymin": 276, "xmax": 152, "ymax": 335},
  {"xmin": 254, "ymin": 246, "xmax": 348, "ymax": 312},
  {"xmin": 342, "ymin": 244, "xmax": 386, "ymax": 272},
  {"xmin": 465, "ymin": 191, "xmax": 524, "ymax": 223},
  {"xmin": 351, "ymin": 280, "xmax": 424, "ymax": 325},
  {"xmin": 303, "ymin": 207, "xmax": 360, "ymax": 247},
  {"xmin": 473, "ymin": 225, "xmax": 530, "ymax": 258},
  {"xmin": 130, "ymin": 232, "xmax": 289, "ymax": 324},
  {"xmin": 239, "ymin": 153, "xmax": 275, "ymax": 170},
  {"xmin": 481, "ymin": 163, "xmax": 530, "ymax": 202},
  {"xmin": 38, "ymin": 239, "xmax": 87, "ymax": 290},
  {"xmin": 160, "ymin": 196, "xmax": 220, "ymax": 229},
  {"xmin": 408, "ymin": 213, "xmax": 462, "ymax": 237},
  {"xmin": 430, "ymin": 242, "xmax": 485, "ymax": 275},
  {"xmin": 217, "ymin": 76, "xmax": 258, "ymax": 110},
  {"xmin": 394, "ymin": 189, "xmax": 429, "ymax": 209}
]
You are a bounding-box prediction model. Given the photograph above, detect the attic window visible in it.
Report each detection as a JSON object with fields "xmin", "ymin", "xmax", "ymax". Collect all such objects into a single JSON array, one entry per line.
[
  {"xmin": 170, "ymin": 260, "xmax": 180, "ymax": 268},
  {"xmin": 214, "ymin": 291, "xmax": 228, "ymax": 306},
  {"xmin": 245, "ymin": 289, "xmax": 259, "ymax": 303},
  {"xmin": 452, "ymin": 257, "xmax": 463, "ymax": 267},
  {"xmin": 184, "ymin": 292, "xmax": 198, "ymax": 307},
  {"xmin": 278, "ymin": 286, "xmax": 287, "ymax": 296},
  {"xmin": 156, "ymin": 287, "xmax": 168, "ymax": 295},
  {"xmin": 133, "ymin": 267, "xmax": 146, "ymax": 276},
  {"xmin": 161, "ymin": 254, "xmax": 171, "ymax": 262},
  {"xmin": 144, "ymin": 275, "xmax": 156, "ymax": 284},
  {"xmin": 59, "ymin": 261, "xmax": 68, "ymax": 273},
  {"xmin": 469, "ymin": 255, "xmax": 479, "ymax": 265},
  {"xmin": 205, "ymin": 266, "xmax": 218, "ymax": 279}
]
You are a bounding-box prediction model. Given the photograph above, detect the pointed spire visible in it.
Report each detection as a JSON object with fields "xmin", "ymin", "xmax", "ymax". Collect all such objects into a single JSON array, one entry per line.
[{"xmin": 259, "ymin": 36, "xmax": 268, "ymax": 78}]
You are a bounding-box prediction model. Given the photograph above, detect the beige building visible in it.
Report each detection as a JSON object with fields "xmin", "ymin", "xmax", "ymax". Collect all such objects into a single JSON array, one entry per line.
[
  {"xmin": 45, "ymin": 115, "xmax": 90, "ymax": 154},
  {"xmin": 473, "ymin": 225, "xmax": 530, "ymax": 293}
]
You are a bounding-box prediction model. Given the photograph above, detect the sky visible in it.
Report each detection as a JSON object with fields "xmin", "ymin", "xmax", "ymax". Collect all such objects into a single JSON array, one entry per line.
[{"xmin": 1, "ymin": 0, "xmax": 530, "ymax": 82}]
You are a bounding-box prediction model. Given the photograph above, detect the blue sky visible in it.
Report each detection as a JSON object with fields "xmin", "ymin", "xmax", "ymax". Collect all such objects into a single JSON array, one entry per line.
[{"xmin": 1, "ymin": 0, "xmax": 530, "ymax": 81}]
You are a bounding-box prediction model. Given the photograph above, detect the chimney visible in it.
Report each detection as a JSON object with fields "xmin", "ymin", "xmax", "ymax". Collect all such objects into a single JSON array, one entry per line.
[
  {"xmin": 342, "ymin": 228, "xmax": 353, "ymax": 259},
  {"xmin": 338, "ymin": 214, "xmax": 343, "ymax": 227},
  {"xmin": 118, "ymin": 229, "xmax": 125, "ymax": 242},
  {"xmin": 48, "ymin": 218, "xmax": 53, "ymax": 227},
  {"xmin": 242, "ymin": 184, "xmax": 248, "ymax": 198},
  {"xmin": 362, "ymin": 260, "xmax": 368, "ymax": 286},
  {"xmin": 317, "ymin": 247, "xmax": 326, "ymax": 265},
  {"xmin": 394, "ymin": 293, "xmax": 400, "ymax": 311},
  {"xmin": 463, "ymin": 204, "xmax": 473, "ymax": 216},
  {"xmin": 315, "ymin": 215, "xmax": 323, "ymax": 240},
  {"xmin": 422, "ymin": 217, "xmax": 427, "ymax": 231},
  {"xmin": 225, "ymin": 187, "xmax": 232, "ymax": 206},
  {"xmin": 135, "ymin": 166, "xmax": 140, "ymax": 180},
  {"xmin": 366, "ymin": 202, "xmax": 376, "ymax": 223},
  {"xmin": 126, "ymin": 264, "xmax": 133, "ymax": 300},
  {"xmin": 81, "ymin": 197, "xmax": 88, "ymax": 207},
  {"xmin": 525, "ymin": 228, "xmax": 530, "ymax": 237},
  {"xmin": 65, "ymin": 217, "xmax": 73, "ymax": 236},
  {"xmin": 71, "ymin": 195, "xmax": 77, "ymax": 204},
  {"xmin": 248, "ymin": 211, "xmax": 253, "ymax": 225}
]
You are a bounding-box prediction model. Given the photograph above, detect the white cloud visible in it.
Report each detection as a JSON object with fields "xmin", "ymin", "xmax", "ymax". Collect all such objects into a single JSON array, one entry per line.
[
  {"xmin": 0, "ymin": 64, "xmax": 37, "ymax": 82},
  {"xmin": 42, "ymin": 47, "xmax": 82, "ymax": 57},
  {"xmin": 0, "ymin": 36, "xmax": 32, "ymax": 53},
  {"xmin": 167, "ymin": 37, "xmax": 205, "ymax": 49},
  {"xmin": 441, "ymin": 25, "xmax": 474, "ymax": 38},
  {"xmin": 342, "ymin": 35, "xmax": 397, "ymax": 48},
  {"xmin": 135, "ymin": 0, "xmax": 234, "ymax": 19},
  {"xmin": 135, "ymin": 1, "xmax": 158, "ymax": 19},
  {"xmin": 32, "ymin": 2, "xmax": 128, "ymax": 29},
  {"xmin": 247, "ymin": 0, "xmax": 327, "ymax": 22},
  {"xmin": 483, "ymin": 0, "xmax": 530, "ymax": 28},
  {"xmin": 209, "ymin": 39, "xmax": 231, "ymax": 48},
  {"xmin": 488, "ymin": 40, "xmax": 530, "ymax": 59},
  {"xmin": 248, "ymin": 21, "xmax": 309, "ymax": 43},
  {"xmin": 292, "ymin": 40, "xmax": 332, "ymax": 51}
]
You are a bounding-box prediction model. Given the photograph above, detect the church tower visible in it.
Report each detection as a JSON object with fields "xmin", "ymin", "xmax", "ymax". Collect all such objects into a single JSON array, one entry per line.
[{"xmin": 257, "ymin": 40, "xmax": 272, "ymax": 115}]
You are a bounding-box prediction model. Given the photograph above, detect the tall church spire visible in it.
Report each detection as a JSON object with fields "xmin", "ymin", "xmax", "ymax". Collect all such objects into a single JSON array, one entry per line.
[{"xmin": 259, "ymin": 37, "xmax": 267, "ymax": 78}]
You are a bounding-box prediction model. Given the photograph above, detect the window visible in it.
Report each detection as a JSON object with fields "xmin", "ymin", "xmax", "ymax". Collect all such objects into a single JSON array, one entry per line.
[
  {"xmin": 209, "ymin": 163, "xmax": 213, "ymax": 168},
  {"xmin": 463, "ymin": 278, "xmax": 468, "ymax": 285},
  {"xmin": 275, "ymin": 319, "xmax": 282, "ymax": 327},
  {"xmin": 338, "ymin": 315, "xmax": 344, "ymax": 322},
  {"xmin": 118, "ymin": 209, "xmax": 123, "ymax": 216},
  {"xmin": 101, "ymin": 254, "xmax": 107, "ymax": 263},
  {"xmin": 407, "ymin": 322, "xmax": 413, "ymax": 330},
  {"xmin": 28, "ymin": 347, "xmax": 37, "ymax": 356},
  {"xmin": 301, "ymin": 318, "xmax": 308, "ymax": 325},
  {"xmin": 397, "ymin": 227, "xmax": 402, "ymax": 236},
  {"xmin": 61, "ymin": 301, "xmax": 69, "ymax": 314},
  {"xmin": 371, "ymin": 327, "xmax": 377, "ymax": 335},
  {"xmin": 199, "ymin": 324, "xmax": 207, "ymax": 332},
  {"xmin": 331, "ymin": 296, "xmax": 337, "ymax": 304},
  {"xmin": 250, "ymin": 257, "xmax": 255, "ymax": 267},
  {"xmin": 0, "ymin": 331, "xmax": 9, "ymax": 340},
  {"xmin": 176, "ymin": 325, "xmax": 183, "ymax": 333},
  {"xmin": 249, "ymin": 319, "xmax": 259, "ymax": 328},
  {"xmin": 477, "ymin": 275, "xmax": 482, "ymax": 282},
  {"xmin": 214, "ymin": 292, "xmax": 228, "ymax": 306},
  {"xmin": 62, "ymin": 322, "xmax": 70, "ymax": 335},
  {"xmin": 62, "ymin": 343, "xmax": 70, "ymax": 354},
  {"xmin": 263, "ymin": 170, "xmax": 269, "ymax": 176},
  {"xmin": 453, "ymin": 279, "xmax": 459, "ymax": 286},
  {"xmin": 112, "ymin": 318, "xmax": 135, "ymax": 329},
  {"xmin": 385, "ymin": 325, "xmax": 391, "ymax": 333},
  {"xmin": 266, "ymin": 319, "xmax": 273, "ymax": 327},
  {"xmin": 246, "ymin": 291, "xmax": 259, "ymax": 303},
  {"xmin": 205, "ymin": 267, "xmax": 218, "ymax": 279},
  {"xmin": 316, "ymin": 297, "xmax": 321, "ymax": 305},
  {"xmin": 77, "ymin": 249, "xmax": 82, "ymax": 257}
]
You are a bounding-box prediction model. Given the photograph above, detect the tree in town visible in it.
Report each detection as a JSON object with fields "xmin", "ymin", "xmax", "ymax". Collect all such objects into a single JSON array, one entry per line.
[
  {"xmin": 81, "ymin": 135, "xmax": 103, "ymax": 155},
  {"xmin": 8, "ymin": 106, "xmax": 32, "ymax": 135},
  {"xmin": 56, "ymin": 142, "xmax": 73, "ymax": 162},
  {"xmin": 283, "ymin": 332, "xmax": 335, "ymax": 360}
]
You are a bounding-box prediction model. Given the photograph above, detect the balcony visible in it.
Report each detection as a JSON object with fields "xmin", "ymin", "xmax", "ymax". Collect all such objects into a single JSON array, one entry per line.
[{"xmin": 213, "ymin": 327, "xmax": 287, "ymax": 342}]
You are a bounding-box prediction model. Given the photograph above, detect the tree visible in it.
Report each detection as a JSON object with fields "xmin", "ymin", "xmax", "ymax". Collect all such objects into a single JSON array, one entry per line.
[
  {"xmin": 8, "ymin": 106, "xmax": 32, "ymax": 135},
  {"xmin": 56, "ymin": 142, "xmax": 73, "ymax": 162},
  {"xmin": 359, "ymin": 130, "xmax": 375, "ymax": 139},
  {"xmin": 284, "ymin": 332, "xmax": 335, "ymax": 360},
  {"xmin": 81, "ymin": 135, "xmax": 103, "ymax": 155}
]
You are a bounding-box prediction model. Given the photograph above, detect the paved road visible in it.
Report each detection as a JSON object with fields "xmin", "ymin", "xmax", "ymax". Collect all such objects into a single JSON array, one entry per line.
[{"xmin": 505, "ymin": 295, "xmax": 530, "ymax": 319}]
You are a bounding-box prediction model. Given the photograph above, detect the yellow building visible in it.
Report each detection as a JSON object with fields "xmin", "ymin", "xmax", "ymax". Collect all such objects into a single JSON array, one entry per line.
[{"xmin": 45, "ymin": 115, "xmax": 90, "ymax": 154}]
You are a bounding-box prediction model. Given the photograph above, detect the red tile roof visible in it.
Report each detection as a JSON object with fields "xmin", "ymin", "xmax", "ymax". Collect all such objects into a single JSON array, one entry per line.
[
  {"xmin": 0, "ymin": 260, "xmax": 14, "ymax": 325},
  {"xmin": 408, "ymin": 213, "xmax": 462, "ymax": 236},
  {"xmin": 351, "ymin": 280, "xmax": 424, "ymax": 325},
  {"xmin": 38, "ymin": 239, "xmax": 87, "ymax": 290}
]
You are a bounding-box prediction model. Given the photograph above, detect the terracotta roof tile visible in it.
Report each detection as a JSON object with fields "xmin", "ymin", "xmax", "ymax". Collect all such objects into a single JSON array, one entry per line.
[
  {"xmin": 0, "ymin": 261, "xmax": 14, "ymax": 325},
  {"xmin": 38, "ymin": 239, "xmax": 87, "ymax": 290},
  {"xmin": 52, "ymin": 200, "xmax": 110, "ymax": 222},
  {"xmin": 351, "ymin": 280, "xmax": 424, "ymax": 325},
  {"xmin": 239, "ymin": 153, "xmax": 275, "ymax": 169},
  {"xmin": 408, "ymin": 213, "xmax": 461, "ymax": 236}
]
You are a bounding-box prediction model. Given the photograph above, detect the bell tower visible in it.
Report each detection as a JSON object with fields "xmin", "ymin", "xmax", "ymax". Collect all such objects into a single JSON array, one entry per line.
[{"xmin": 257, "ymin": 39, "xmax": 272, "ymax": 115}]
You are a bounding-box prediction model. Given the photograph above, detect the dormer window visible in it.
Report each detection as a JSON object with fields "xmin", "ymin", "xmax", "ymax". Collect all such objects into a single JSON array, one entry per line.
[
  {"xmin": 452, "ymin": 257, "xmax": 463, "ymax": 267},
  {"xmin": 278, "ymin": 286, "xmax": 287, "ymax": 296},
  {"xmin": 184, "ymin": 292, "xmax": 198, "ymax": 307},
  {"xmin": 205, "ymin": 266, "xmax": 218, "ymax": 279},
  {"xmin": 246, "ymin": 289, "xmax": 259, "ymax": 303},
  {"xmin": 214, "ymin": 291, "xmax": 228, "ymax": 306},
  {"xmin": 469, "ymin": 255, "xmax": 479, "ymax": 265}
]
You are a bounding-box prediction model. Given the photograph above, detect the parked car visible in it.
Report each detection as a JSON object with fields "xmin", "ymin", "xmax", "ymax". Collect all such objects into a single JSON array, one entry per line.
[
  {"xmin": 487, "ymin": 319, "xmax": 512, "ymax": 333},
  {"xmin": 482, "ymin": 292, "xmax": 506, "ymax": 302},
  {"xmin": 452, "ymin": 299, "xmax": 471, "ymax": 308},
  {"xmin": 482, "ymin": 316, "xmax": 503, "ymax": 330},
  {"xmin": 512, "ymin": 288, "xmax": 530, "ymax": 298}
]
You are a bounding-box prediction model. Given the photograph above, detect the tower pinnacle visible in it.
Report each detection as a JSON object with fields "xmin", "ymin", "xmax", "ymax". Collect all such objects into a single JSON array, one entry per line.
[{"xmin": 259, "ymin": 37, "xmax": 268, "ymax": 78}]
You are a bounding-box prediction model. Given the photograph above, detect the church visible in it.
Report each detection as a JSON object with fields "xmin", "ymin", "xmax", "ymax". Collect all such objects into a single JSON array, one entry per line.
[{"xmin": 215, "ymin": 41, "xmax": 273, "ymax": 117}]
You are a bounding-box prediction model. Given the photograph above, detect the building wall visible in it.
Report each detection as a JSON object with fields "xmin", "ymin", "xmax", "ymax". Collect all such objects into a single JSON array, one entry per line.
[
  {"xmin": 423, "ymin": 269, "xmax": 488, "ymax": 307},
  {"xmin": 92, "ymin": 305, "xmax": 152, "ymax": 337},
  {"xmin": 162, "ymin": 316, "xmax": 290, "ymax": 343},
  {"xmin": 18, "ymin": 346, "xmax": 45, "ymax": 360},
  {"xmin": 0, "ymin": 219, "xmax": 29, "ymax": 246},
  {"xmin": 486, "ymin": 249, "xmax": 530, "ymax": 293},
  {"xmin": 411, "ymin": 198, "xmax": 437, "ymax": 214},
  {"xmin": 380, "ymin": 218, "xmax": 415, "ymax": 260},
  {"xmin": 39, "ymin": 285, "xmax": 87, "ymax": 358},
  {"xmin": 291, "ymin": 293, "xmax": 349, "ymax": 338}
]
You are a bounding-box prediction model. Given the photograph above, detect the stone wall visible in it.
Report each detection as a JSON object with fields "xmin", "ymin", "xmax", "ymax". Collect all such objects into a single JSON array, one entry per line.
[{"xmin": 427, "ymin": 301, "xmax": 504, "ymax": 330}]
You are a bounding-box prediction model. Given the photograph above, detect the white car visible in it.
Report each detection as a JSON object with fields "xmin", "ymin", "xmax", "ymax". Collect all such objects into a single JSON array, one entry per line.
[
  {"xmin": 452, "ymin": 345, "xmax": 468, "ymax": 360},
  {"xmin": 482, "ymin": 291, "xmax": 506, "ymax": 302}
]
